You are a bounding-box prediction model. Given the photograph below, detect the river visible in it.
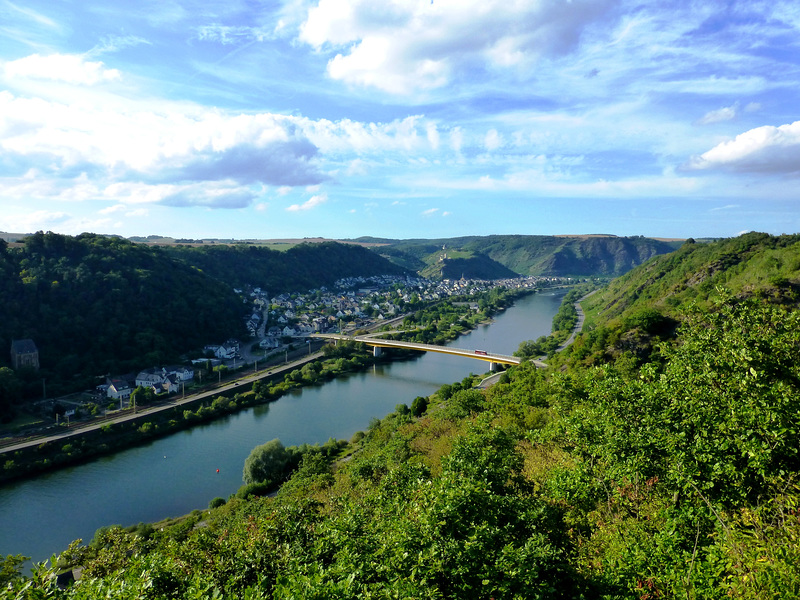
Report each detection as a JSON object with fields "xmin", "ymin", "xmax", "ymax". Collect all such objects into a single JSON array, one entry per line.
[{"xmin": 0, "ymin": 289, "xmax": 566, "ymax": 564}]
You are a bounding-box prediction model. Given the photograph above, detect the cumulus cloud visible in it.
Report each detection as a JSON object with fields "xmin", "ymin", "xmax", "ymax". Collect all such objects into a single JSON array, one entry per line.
[
  {"xmin": 299, "ymin": 115, "xmax": 428, "ymax": 154},
  {"xmin": 0, "ymin": 92, "xmax": 327, "ymax": 191},
  {"xmin": 286, "ymin": 193, "xmax": 328, "ymax": 211},
  {"xmin": 299, "ymin": 0, "xmax": 616, "ymax": 94},
  {"xmin": 687, "ymin": 120, "xmax": 800, "ymax": 175},
  {"xmin": 4, "ymin": 53, "xmax": 121, "ymax": 85}
]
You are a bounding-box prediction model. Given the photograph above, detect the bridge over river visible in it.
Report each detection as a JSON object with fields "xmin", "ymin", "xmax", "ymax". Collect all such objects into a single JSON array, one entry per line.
[{"xmin": 313, "ymin": 333, "xmax": 548, "ymax": 370}]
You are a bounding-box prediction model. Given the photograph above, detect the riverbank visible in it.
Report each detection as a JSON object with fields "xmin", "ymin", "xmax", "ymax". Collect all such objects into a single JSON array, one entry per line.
[
  {"xmin": 0, "ymin": 344, "xmax": 407, "ymax": 485},
  {"xmin": 0, "ymin": 286, "xmax": 537, "ymax": 485}
]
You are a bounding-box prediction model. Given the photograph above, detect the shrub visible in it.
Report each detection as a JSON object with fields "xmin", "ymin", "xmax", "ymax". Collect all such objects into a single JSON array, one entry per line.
[
  {"xmin": 208, "ymin": 497, "xmax": 226, "ymax": 509},
  {"xmin": 410, "ymin": 396, "xmax": 428, "ymax": 417},
  {"xmin": 235, "ymin": 481, "xmax": 271, "ymax": 499}
]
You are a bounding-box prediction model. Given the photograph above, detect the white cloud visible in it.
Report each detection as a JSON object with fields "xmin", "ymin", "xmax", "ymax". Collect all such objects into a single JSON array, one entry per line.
[
  {"xmin": 98, "ymin": 204, "xmax": 127, "ymax": 215},
  {"xmin": 346, "ymin": 158, "xmax": 369, "ymax": 176},
  {"xmin": 4, "ymin": 54, "xmax": 121, "ymax": 85},
  {"xmin": 421, "ymin": 207, "xmax": 439, "ymax": 216},
  {"xmin": 196, "ymin": 25, "xmax": 274, "ymax": 45},
  {"xmin": 688, "ymin": 120, "xmax": 800, "ymax": 175},
  {"xmin": 90, "ymin": 35, "xmax": 152, "ymax": 56},
  {"xmin": 299, "ymin": 0, "xmax": 616, "ymax": 94},
  {"xmin": 0, "ymin": 209, "xmax": 69, "ymax": 232},
  {"xmin": 3, "ymin": 0, "xmax": 59, "ymax": 29},
  {"xmin": 299, "ymin": 115, "xmax": 428, "ymax": 154},
  {"xmin": 286, "ymin": 193, "xmax": 328, "ymax": 211},
  {"xmin": 484, "ymin": 129, "xmax": 503, "ymax": 151},
  {"xmin": 0, "ymin": 92, "xmax": 326, "ymax": 192},
  {"xmin": 697, "ymin": 104, "xmax": 738, "ymax": 125},
  {"xmin": 450, "ymin": 127, "xmax": 463, "ymax": 153},
  {"xmin": 426, "ymin": 123, "xmax": 440, "ymax": 150}
]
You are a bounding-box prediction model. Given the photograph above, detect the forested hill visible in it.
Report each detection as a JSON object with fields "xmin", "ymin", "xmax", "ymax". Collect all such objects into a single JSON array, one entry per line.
[
  {"xmin": 0, "ymin": 233, "xmax": 407, "ymax": 400},
  {"xmin": 161, "ymin": 240, "xmax": 407, "ymax": 292},
  {"xmin": 581, "ymin": 231, "xmax": 800, "ymax": 325},
  {"xmin": 552, "ymin": 232, "xmax": 800, "ymax": 370},
  {"xmin": 360, "ymin": 234, "xmax": 680, "ymax": 279}
]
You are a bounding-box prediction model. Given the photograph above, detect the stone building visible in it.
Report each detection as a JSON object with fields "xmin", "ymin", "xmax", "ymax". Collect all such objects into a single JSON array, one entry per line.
[{"xmin": 10, "ymin": 339, "xmax": 39, "ymax": 370}]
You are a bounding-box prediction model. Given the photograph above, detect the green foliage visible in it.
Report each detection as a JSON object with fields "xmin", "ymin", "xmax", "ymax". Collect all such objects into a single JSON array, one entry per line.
[
  {"xmin": 533, "ymin": 292, "xmax": 800, "ymax": 596},
  {"xmin": 13, "ymin": 274, "xmax": 800, "ymax": 598},
  {"xmin": 440, "ymin": 388, "xmax": 485, "ymax": 420},
  {"xmin": 242, "ymin": 439, "xmax": 292, "ymax": 486},
  {"xmin": 410, "ymin": 395, "xmax": 429, "ymax": 417},
  {"xmin": 0, "ymin": 367, "xmax": 22, "ymax": 421},
  {"xmin": 235, "ymin": 481, "xmax": 272, "ymax": 499},
  {"xmin": 209, "ymin": 497, "xmax": 227, "ymax": 509},
  {"xmin": 0, "ymin": 554, "xmax": 27, "ymax": 586}
]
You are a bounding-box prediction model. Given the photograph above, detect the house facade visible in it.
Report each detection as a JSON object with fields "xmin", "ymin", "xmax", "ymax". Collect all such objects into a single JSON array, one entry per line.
[
  {"xmin": 10, "ymin": 339, "xmax": 39, "ymax": 370},
  {"xmin": 107, "ymin": 378, "xmax": 132, "ymax": 400}
]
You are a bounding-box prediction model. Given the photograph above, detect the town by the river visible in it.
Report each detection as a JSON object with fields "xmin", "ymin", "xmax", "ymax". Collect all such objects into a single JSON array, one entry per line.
[{"xmin": 0, "ymin": 289, "xmax": 567, "ymax": 565}]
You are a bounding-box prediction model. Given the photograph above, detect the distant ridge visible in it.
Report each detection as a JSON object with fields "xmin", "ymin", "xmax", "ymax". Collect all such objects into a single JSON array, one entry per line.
[{"xmin": 359, "ymin": 234, "xmax": 682, "ymax": 279}]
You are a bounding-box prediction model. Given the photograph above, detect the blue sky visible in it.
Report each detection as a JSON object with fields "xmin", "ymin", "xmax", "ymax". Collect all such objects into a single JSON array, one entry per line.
[{"xmin": 1, "ymin": 0, "xmax": 799, "ymax": 240}]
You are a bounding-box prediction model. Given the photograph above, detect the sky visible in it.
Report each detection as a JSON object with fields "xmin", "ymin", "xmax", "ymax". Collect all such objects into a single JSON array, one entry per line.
[{"xmin": 1, "ymin": 0, "xmax": 799, "ymax": 241}]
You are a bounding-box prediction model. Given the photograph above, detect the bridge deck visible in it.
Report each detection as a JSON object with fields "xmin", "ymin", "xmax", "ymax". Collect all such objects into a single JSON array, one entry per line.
[{"xmin": 313, "ymin": 333, "xmax": 547, "ymax": 368}]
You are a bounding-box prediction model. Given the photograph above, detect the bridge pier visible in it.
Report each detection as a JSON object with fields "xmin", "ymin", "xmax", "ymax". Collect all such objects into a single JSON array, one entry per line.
[
  {"xmin": 373, "ymin": 346, "xmax": 382, "ymax": 358},
  {"xmin": 489, "ymin": 362, "xmax": 499, "ymax": 372}
]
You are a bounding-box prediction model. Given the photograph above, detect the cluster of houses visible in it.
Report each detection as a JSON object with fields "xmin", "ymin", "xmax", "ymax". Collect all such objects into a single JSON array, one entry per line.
[
  {"xmin": 241, "ymin": 274, "xmax": 566, "ymax": 349},
  {"xmin": 95, "ymin": 273, "xmax": 568, "ymax": 405},
  {"xmin": 101, "ymin": 365, "xmax": 195, "ymax": 402},
  {"xmin": 238, "ymin": 276, "xmax": 426, "ymax": 349}
]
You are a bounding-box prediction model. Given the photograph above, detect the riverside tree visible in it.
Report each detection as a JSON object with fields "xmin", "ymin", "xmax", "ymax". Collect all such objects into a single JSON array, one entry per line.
[{"xmin": 242, "ymin": 438, "xmax": 291, "ymax": 486}]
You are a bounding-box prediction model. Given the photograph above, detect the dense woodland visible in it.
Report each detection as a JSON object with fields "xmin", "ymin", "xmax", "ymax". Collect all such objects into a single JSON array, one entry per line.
[
  {"xmin": 0, "ymin": 232, "xmax": 407, "ymax": 418},
  {"xmin": 3, "ymin": 232, "xmax": 800, "ymax": 598}
]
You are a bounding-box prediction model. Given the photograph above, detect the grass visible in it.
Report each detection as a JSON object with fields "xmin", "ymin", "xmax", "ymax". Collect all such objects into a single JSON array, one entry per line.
[{"xmin": 0, "ymin": 414, "xmax": 46, "ymax": 436}]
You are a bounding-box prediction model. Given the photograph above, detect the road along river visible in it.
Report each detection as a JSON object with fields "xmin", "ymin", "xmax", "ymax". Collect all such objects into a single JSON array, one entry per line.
[{"xmin": 0, "ymin": 289, "xmax": 566, "ymax": 564}]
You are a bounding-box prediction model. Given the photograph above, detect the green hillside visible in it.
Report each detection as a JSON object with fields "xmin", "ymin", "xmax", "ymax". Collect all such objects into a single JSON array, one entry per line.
[
  {"xmin": 418, "ymin": 253, "xmax": 519, "ymax": 280},
  {"xmin": 366, "ymin": 234, "xmax": 680, "ymax": 279},
  {"xmin": 582, "ymin": 232, "xmax": 800, "ymax": 326},
  {"xmin": 553, "ymin": 232, "xmax": 800, "ymax": 371},
  {"xmin": 12, "ymin": 288, "xmax": 800, "ymax": 598}
]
